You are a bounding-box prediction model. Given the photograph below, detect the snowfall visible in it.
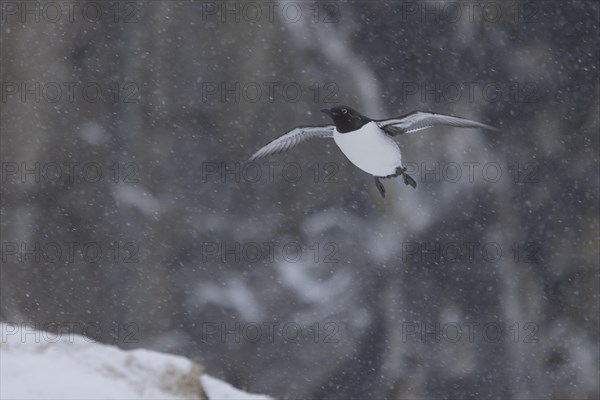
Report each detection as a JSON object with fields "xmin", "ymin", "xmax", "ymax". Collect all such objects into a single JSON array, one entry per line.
[{"xmin": 0, "ymin": 323, "xmax": 272, "ymax": 400}]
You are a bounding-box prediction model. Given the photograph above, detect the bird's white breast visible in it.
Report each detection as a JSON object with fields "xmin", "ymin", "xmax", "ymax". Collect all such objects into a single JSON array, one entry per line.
[{"xmin": 333, "ymin": 121, "xmax": 402, "ymax": 177}]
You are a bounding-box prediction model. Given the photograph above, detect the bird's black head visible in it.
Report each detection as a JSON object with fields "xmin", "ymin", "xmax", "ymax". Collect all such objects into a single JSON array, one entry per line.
[{"xmin": 320, "ymin": 106, "xmax": 371, "ymax": 133}]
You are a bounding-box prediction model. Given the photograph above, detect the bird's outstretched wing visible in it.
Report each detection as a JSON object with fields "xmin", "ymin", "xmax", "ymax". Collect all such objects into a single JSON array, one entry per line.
[
  {"xmin": 376, "ymin": 111, "xmax": 498, "ymax": 136},
  {"xmin": 247, "ymin": 125, "xmax": 335, "ymax": 161}
]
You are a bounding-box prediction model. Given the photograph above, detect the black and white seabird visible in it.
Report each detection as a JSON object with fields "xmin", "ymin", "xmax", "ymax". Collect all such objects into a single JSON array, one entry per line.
[{"xmin": 248, "ymin": 106, "xmax": 497, "ymax": 198}]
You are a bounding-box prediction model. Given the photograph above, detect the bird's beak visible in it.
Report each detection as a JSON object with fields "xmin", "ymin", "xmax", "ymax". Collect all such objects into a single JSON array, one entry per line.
[{"xmin": 320, "ymin": 108, "xmax": 333, "ymax": 117}]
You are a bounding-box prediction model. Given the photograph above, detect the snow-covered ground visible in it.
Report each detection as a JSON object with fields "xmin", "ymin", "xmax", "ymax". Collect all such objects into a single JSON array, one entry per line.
[{"xmin": 0, "ymin": 323, "xmax": 271, "ymax": 400}]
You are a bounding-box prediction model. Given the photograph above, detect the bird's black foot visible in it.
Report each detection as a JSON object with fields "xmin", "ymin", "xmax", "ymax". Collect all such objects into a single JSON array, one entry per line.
[
  {"xmin": 374, "ymin": 177, "xmax": 386, "ymax": 198},
  {"xmin": 396, "ymin": 167, "xmax": 417, "ymax": 189},
  {"xmin": 403, "ymin": 173, "xmax": 417, "ymax": 188}
]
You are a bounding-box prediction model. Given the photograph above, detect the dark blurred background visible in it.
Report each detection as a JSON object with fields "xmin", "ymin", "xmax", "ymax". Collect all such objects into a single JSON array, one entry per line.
[{"xmin": 1, "ymin": 1, "xmax": 598, "ymax": 399}]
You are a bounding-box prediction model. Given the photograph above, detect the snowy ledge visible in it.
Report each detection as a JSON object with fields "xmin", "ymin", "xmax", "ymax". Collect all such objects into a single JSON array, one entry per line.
[{"xmin": 0, "ymin": 323, "xmax": 272, "ymax": 400}]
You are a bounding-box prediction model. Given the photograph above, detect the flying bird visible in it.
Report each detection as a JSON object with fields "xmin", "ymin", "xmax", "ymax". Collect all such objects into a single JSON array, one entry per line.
[{"xmin": 248, "ymin": 106, "xmax": 497, "ymax": 198}]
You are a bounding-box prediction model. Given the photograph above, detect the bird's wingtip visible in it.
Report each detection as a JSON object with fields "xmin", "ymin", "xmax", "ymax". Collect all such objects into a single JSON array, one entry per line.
[{"xmin": 486, "ymin": 124, "xmax": 500, "ymax": 132}]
